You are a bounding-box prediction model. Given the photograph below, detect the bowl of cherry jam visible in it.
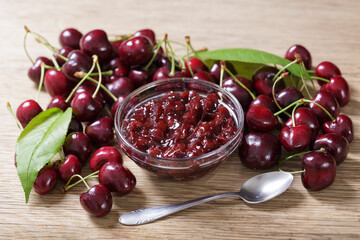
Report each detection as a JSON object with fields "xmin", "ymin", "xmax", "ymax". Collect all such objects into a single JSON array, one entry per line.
[{"xmin": 114, "ymin": 78, "xmax": 244, "ymax": 180}]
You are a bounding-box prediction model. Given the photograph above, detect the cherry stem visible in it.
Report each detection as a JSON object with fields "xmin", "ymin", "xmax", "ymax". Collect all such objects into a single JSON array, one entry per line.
[
  {"xmin": 301, "ymin": 61, "xmax": 315, "ymax": 90},
  {"xmin": 92, "ymin": 61, "xmax": 102, "ymax": 99},
  {"xmin": 279, "ymin": 169, "xmax": 305, "ymax": 175},
  {"xmin": 88, "ymin": 70, "xmax": 113, "ymax": 77},
  {"xmin": 298, "ymin": 61, "xmax": 313, "ymax": 99},
  {"xmin": 310, "ymin": 76, "xmax": 330, "ymax": 83},
  {"xmin": 165, "ymin": 40, "xmax": 176, "ymax": 77},
  {"xmin": 291, "ymin": 103, "xmax": 301, "ymax": 127},
  {"xmin": 144, "ymin": 34, "xmax": 167, "ymax": 71},
  {"xmin": 279, "ymin": 150, "xmax": 313, "ymax": 165},
  {"xmin": 224, "ymin": 66, "xmax": 255, "ymax": 100},
  {"xmin": 65, "ymin": 55, "xmax": 98, "ymax": 103},
  {"xmin": 185, "ymin": 36, "xmax": 194, "ymax": 76},
  {"xmin": 7, "ymin": 102, "xmax": 24, "ymax": 131},
  {"xmin": 108, "ymin": 33, "xmax": 132, "ymax": 42},
  {"xmin": 272, "ymin": 59, "xmax": 297, "ymax": 82},
  {"xmin": 58, "ymin": 151, "xmax": 64, "ymax": 163},
  {"xmin": 219, "ymin": 60, "xmax": 225, "ymax": 87},
  {"xmin": 302, "ymin": 99, "xmax": 335, "ymax": 121},
  {"xmin": 272, "ymin": 72, "xmax": 291, "ymax": 118},
  {"xmin": 23, "ymin": 29, "xmax": 34, "ymax": 64},
  {"xmin": 185, "ymin": 36, "xmax": 210, "ymax": 69},
  {"xmin": 36, "ymin": 63, "xmax": 45, "ymax": 102},
  {"xmin": 307, "ymin": 70, "xmax": 315, "ymax": 73},
  {"xmin": 44, "ymin": 64, "xmax": 56, "ymax": 70},
  {"xmin": 87, "ymin": 76, "xmax": 117, "ymax": 102},
  {"xmin": 274, "ymin": 99, "xmax": 304, "ymax": 116},
  {"xmin": 63, "ymin": 171, "xmax": 99, "ymax": 192},
  {"xmin": 50, "ymin": 55, "xmax": 60, "ymax": 71}
]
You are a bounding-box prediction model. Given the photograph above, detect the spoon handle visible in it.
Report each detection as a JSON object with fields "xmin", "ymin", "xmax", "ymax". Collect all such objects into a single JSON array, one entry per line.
[{"xmin": 118, "ymin": 191, "xmax": 239, "ymax": 225}]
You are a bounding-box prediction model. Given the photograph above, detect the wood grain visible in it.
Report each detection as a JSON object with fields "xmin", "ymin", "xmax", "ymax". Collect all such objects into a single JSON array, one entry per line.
[{"xmin": 0, "ymin": 0, "xmax": 359, "ymax": 239}]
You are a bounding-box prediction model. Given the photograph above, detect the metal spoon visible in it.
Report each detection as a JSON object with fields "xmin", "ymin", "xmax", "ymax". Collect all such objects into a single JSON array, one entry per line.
[{"xmin": 119, "ymin": 171, "xmax": 294, "ymax": 225}]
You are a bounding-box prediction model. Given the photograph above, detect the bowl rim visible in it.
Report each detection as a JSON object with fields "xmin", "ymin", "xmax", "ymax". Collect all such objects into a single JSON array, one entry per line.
[{"xmin": 114, "ymin": 77, "xmax": 244, "ymax": 162}]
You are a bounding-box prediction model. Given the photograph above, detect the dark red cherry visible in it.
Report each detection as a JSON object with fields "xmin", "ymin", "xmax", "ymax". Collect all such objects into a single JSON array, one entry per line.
[
  {"xmin": 63, "ymin": 132, "xmax": 92, "ymax": 165},
  {"xmin": 152, "ymin": 66, "xmax": 170, "ymax": 81},
  {"xmin": 80, "ymin": 185, "xmax": 112, "ymax": 217},
  {"xmin": 239, "ymin": 132, "xmax": 281, "ymax": 169},
  {"xmin": 59, "ymin": 28, "xmax": 82, "ymax": 49},
  {"xmin": 280, "ymin": 125, "xmax": 312, "ymax": 153},
  {"xmin": 28, "ymin": 57, "xmax": 53, "ymax": 85},
  {"xmin": 133, "ymin": 28, "xmax": 156, "ymax": 45},
  {"xmin": 98, "ymin": 162, "xmax": 136, "ymax": 195},
  {"xmin": 155, "ymin": 56, "xmax": 171, "ymax": 70},
  {"xmin": 322, "ymin": 114, "xmax": 353, "ymax": 143},
  {"xmin": 62, "ymin": 50, "xmax": 92, "ymax": 82},
  {"xmin": 246, "ymin": 106, "xmax": 277, "ymax": 132},
  {"xmin": 85, "ymin": 116, "xmax": 114, "ymax": 146},
  {"xmin": 185, "ymin": 58, "xmax": 207, "ymax": 76},
  {"xmin": 313, "ymin": 133, "xmax": 349, "ymax": 165},
  {"xmin": 16, "ymin": 100, "xmax": 43, "ymax": 128},
  {"xmin": 80, "ymin": 29, "xmax": 113, "ymax": 63},
  {"xmin": 285, "ymin": 44, "xmax": 312, "ymax": 69},
  {"xmin": 252, "ymin": 67, "xmax": 284, "ymax": 97},
  {"xmin": 118, "ymin": 36, "xmax": 153, "ymax": 67},
  {"xmin": 276, "ymin": 87, "xmax": 303, "ymax": 112},
  {"xmin": 67, "ymin": 118, "xmax": 83, "ymax": 134},
  {"xmin": 308, "ymin": 90, "xmax": 340, "ymax": 124},
  {"xmin": 209, "ymin": 61, "xmax": 235, "ymax": 84},
  {"xmin": 301, "ymin": 151, "xmax": 336, "ymax": 191},
  {"xmin": 72, "ymin": 82, "xmax": 104, "ymax": 104},
  {"xmin": 106, "ymin": 77, "xmax": 134, "ymax": 98},
  {"xmin": 108, "ymin": 58, "xmax": 128, "ymax": 77},
  {"xmin": 44, "ymin": 69, "xmax": 72, "ymax": 97},
  {"xmin": 33, "ymin": 166, "xmax": 58, "ymax": 195},
  {"xmin": 284, "ymin": 107, "xmax": 319, "ymax": 139},
  {"xmin": 111, "ymin": 39, "xmax": 125, "ymax": 56},
  {"xmin": 193, "ymin": 71, "xmax": 215, "ymax": 82},
  {"xmin": 54, "ymin": 46, "xmax": 73, "ymax": 66},
  {"xmin": 90, "ymin": 146, "xmax": 123, "ymax": 172},
  {"xmin": 47, "ymin": 95, "xmax": 68, "ymax": 111},
  {"xmin": 315, "ymin": 61, "xmax": 341, "ymax": 85},
  {"xmin": 71, "ymin": 92, "xmax": 102, "ymax": 122},
  {"xmin": 249, "ymin": 95, "xmax": 277, "ymax": 113},
  {"xmin": 111, "ymin": 95, "xmax": 127, "ymax": 118},
  {"xmin": 222, "ymin": 75, "xmax": 253, "ymax": 111},
  {"xmin": 320, "ymin": 76, "xmax": 350, "ymax": 107},
  {"xmin": 57, "ymin": 154, "xmax": 82, "ymax": 183},
  {"xmin": 128, "ymin": 69, "xmax": 151, "ymax": 88}
]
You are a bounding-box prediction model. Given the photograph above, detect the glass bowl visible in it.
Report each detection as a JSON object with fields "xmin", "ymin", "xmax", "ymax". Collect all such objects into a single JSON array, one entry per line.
[{"xmin": 114, "ymin": 78, "xmax": 244, "ymax": 180}]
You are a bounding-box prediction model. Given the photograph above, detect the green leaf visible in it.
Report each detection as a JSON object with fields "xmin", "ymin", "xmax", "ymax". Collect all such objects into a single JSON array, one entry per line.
[
  {"xmin": 198, "ymin": 48, "xmax": 304, "ymax": 78},
  {"xmin": 16, "ymin": 107, "xmax": 72, "ymax": 203}
]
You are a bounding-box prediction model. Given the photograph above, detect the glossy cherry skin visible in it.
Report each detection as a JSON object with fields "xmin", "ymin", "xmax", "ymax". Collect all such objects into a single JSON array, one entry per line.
[
  {"xmin": 315, "ymin": 61, "xmax": 341, "ymax": 85},
  {"xmin": 33, "ymin": 166, "xmax": 58, "ymax": 195},
  {"xmin": 308, "ymin": 90, "xmax": 340, "ymax": 124},
  {"xmin": 322, "ymin": 114, "xmax": 353, "ymax": 143},
  {"xmin": 71, "ymin": 92, "xmax": 103, "ymax": 122},
  {"xmin": 280, "ymin": 125, "xmax": 312, "ymax": 153},
  {"xmin": 111, "ymin": 40, "xmax": 125, "ymax": 56},
  {"xmin": 44, "ymin": 69, "xmax": 72, "ymax": 97},
  {"xmin": 313, "ymin": 133, "xmax": 349, "ymax": 165},
  {"xmin": 192, "ymin": 71, "xmax": 215, "ymax": 82},
  {"xmin": 90, "ymin": 146, "xmax": 123, "ymax": 172},
  {"xmin": 284, "ymin": 107, "xmax": 319, "ymax": 139},
  {"xmin": 80, "ymin": 29, "xmax": 113, "ymax": 63},
  {"xmin": 301, "ymin": 151, "xmax": 336, "ymax": 191},
  {"xmin": 62, "ymin": 50, "xmax": 92, "ymax": 82},
  {"xmin": 54, "ymin": 46, "xmax": 73, "ymax": 66},
  {"xmin": 80, "ymin": 185, "xmax": 112, "ymax": 217},
  {"xmin": 285, "ymin": 44, "xmax": 312, "ymax": 69},
  {"xmin": 63, "ymin": 132, "xmax": 92, "ymax": 165},
  {"xmin": 185, "ymin": 58, "xmax": 207, "ymax": 76},
  {"xmin": 118, "ymin": 36, "xmax": 153, "ymax": 67},
  {"xmin": 152, "ymin": 66, "xmax": 170, "ymax": 81},
  {"xmin": 128, "ymin": 69, "xmax": 151, "ymax": 88},
  {"xmin": 209, "ymin": 61, "xmax": 234, "ymax": 84},
  {"xmin": 320, "ymin": 76, "xmax": 350, "ymax": 107},
  {"xmin": 108, "ymin": 58, "xmax": 128, "ymax": 77},
  {"xmin": 72, "ymin": 82, "xmax": 104, "ymax": 104},
  {"xmin": 57, "ymin": 154, "xmax": 82, "ymax": 183},
  {"xmin": 111, "ymin": 95, "xmax": 127, "ymax": 117},
  {"xmin": 47, "ymin": 95, "xmax": 68, "ymax": 111},
  {"xmin": 106, "ymin": 77, "xmax": 134, "ymax": 97},
  {"xmin": 16, "ymin": 100, "xmax": 43, "ymax": 128},
  {"xmin": 246, "ymin": 106, "xmax": 277, "ymax": 132},
  {"xmin": 59, "ymin": 28, "xmax": 82, "ymax": 49},
  {"xmin": 28, "ymin": 57, "xmax": 53, "ymax": 85},
  {"xmin": 239, "ymin": 132, "xmax": 282, "ymax": 169},
  {"xmin": 250, "ymin": 95, "xmax": 277, "ymax": 114},
  {"xmin": 155, "ymin": 56, "xmax": 171, "ymax": 70},
  {"xmin": 133, "ymin": 28, "xmax": 156, "ymax": 45},
  {"xmin": 98, "ymin": 162, "xmax": 136, "ymax": 195},
  {"xmin": 85, "ymin": 116, "xmax": 114, "ymax": 146},
  {"xmin": 67, "ymin": 118, "xmax": 83, "ymax": 134},
  {"xmin": 222, "ymin": 76, "xmax": 253, "ymax": 111},
  {"xmin": 276, "ymin": 87, "xmax": 303, "ymax": 111},
  {"xmin": 252, "ymin": 67, "xmax": 284, "ymax": 97}
]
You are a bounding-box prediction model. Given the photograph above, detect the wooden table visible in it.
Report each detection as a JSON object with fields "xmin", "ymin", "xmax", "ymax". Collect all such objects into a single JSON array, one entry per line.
[{"xmin": 1, "ymin": 0, "xmax": 359, "ymax": 239}]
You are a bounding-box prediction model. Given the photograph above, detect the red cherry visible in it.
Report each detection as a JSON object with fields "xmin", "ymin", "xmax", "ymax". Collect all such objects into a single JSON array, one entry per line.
[
  {"xmin": 71, "ymin": 82, "xmax": 104, "ymax": 104},
  {"xmin": 308, "ymin": 90, "xmax": 340, "ymax": 124},
  {"xmin": 152, "ymin": 66, "xmax": 170, "ymax": 81},
  {"xmin": 313, "ymin": 133, "xmax": 349, "ymax": 165},
  {"xmin": 322, "ymin": 114, "xmax": 353, "ymax": 143},
  {"xmin": 16, "ymin": 100, "xmax": 43, "ymax": 128},
  {"xmin": 47, "ymin": 95, "xmax": 68, "ymax": 111},
  {"xmin": 28, "ymin": 57, "xmax": 53, "ymax": 85},
  {"xmin": 111, "ymin": 40, "xmax": 125, "ymax": 56},
  {"xmin": 222, "ymin": 75, "xmax": 253, "ymax": 111},
  {"xmin": 80, "ymin": 29, "xmax": 113, "ymax": 63},
  {"xmin": 98, "ymin": 162, "xmax": 136, "ymax": 195},
  {"xmin": 33, "ymin": 166, "xmax": 58, "ymax": 195},
  {"xmin": 192, "ymin": 71, "xmax": 215, "ymax": 82},
  {"xmin": 85, "ymin": 116, "xmax": 114, "ymax": 147},
  {"xmin": 67, "ymin": 118, "xmax": 83, "ymax": 134},
  {"xmin": 118, "ymin": 36, "xmax": 153, "ymax": 67},
  {"xmin": 315, "ymin": 61, "xmax": 341, "ymax": 85},
  {"xmin": 284, "ymin": 107, "xmax": 319, "ymax": 139},
  {"xmin": 301, "ymin": 151, "xmax": 336, "ymax": 191},
  {"xmin": 320, "ymin": 76, "xmax": 350, "ymax": 107},
  {"xmin": 54, "ymin": 46, "xmax": 73, "ymax": 66},
  {"xmin": 280, "ymin": 125, "xmax": 312, "ymax": 153},
  {"xmin": 246, "ymin": 106, "xmax": 277, "ymax": 132},
  {"xmin": 249, "ymin": 95, "xmax": 277, "ymax": 113},
  {"xmin": 185, "ymin": 58, "xmax": 207, "ymax": 76},
  {"xmin": 59, "ymin": 28, "xmax": 82, "ymax": 49},
  {"xmin": 252, "ymin": 67, "xmax": 284, "ymax": 97},
  {"xmin": 57, "ymin": 154, "xmax": 82, "ymax": 183},
  {"xmin": 44, "ymin": 69, "xmax": 72, "ymax": 97},
  {"xmin": 275, "ymin": 87, "xmax": 303, "ymax": 113},
  {"xmin": 90, "ymin": 146, "xmax": 123, "ymax": 172},
  {"xmin": 128, "ymin": 69, "xmax": 151, "ymax": 88},
  {"xmin": 106, "ymin": 77, "xmax": 134, "ymax": 98},
  {"xmin": 108, "ymin": 58, "xmax": 128, "ymax": 77},
  {"xmin": 80, "ymin": 185, "xmax": 112, "ymax": 217},
  {"xmin": 62, "ymin": 50, "xmax": 92, "ymax": 82},
  {"xmin": 63, "ymin": 132, "xmax": 92, "ymax": 165},
  {"xmin": 111, "ymin": 95, "xmax": 127, "ymax": 118},
  {"xmin": 70, "ymin": 92, "xmax": 103, "ymax": 122},
  {"xmin": 285, "ymin": 44, "xmax": 312, "ymax": 69},
  {"xmin": 133, "ymin": 28, "xmax": 156, "ymax": 45}
]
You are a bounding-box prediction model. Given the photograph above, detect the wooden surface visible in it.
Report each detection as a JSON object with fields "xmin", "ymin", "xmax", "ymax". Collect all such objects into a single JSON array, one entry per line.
[{"xmin": 1, "ymin": 0, "xmax": 359, "ymax": 239}]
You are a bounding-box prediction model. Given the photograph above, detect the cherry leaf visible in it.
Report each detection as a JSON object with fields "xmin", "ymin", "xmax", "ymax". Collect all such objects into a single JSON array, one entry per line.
[{"xmin": 16, "ymin": 107, "xmax": 72, "ymax": 203}]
